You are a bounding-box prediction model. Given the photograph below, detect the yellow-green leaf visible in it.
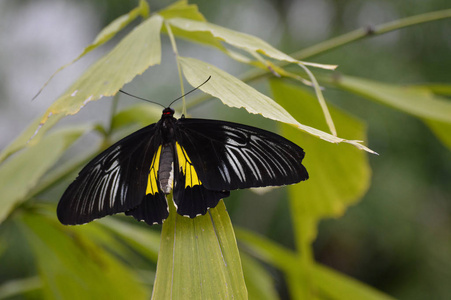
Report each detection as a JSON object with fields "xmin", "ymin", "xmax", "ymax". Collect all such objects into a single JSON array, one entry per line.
[
  {"xmin": 312, "ymin": 264, "xmax": 395, "ymax": 300},
  {"xmin": 272, "ymin": 79, "xmax": 371, "ymax": 247},
  {"xmin": 92, "ymin": 0, "xmax": 150, "ymax": 46},
  {"xmin": 235, "ymin": 228, "xmax": 296, "ymax": 272},
  {"xmin": 111, "ymin": 103, "xmax": 162, "ymax": 131},
  {"xmin": 168, "ymin": 18, "xmax": 295, "ymax": 63},
  {"xmin": 0, "ymin": 277, "xmax": 41, "ymax": 299},
  {"xmin": 424, "ymin": 119, "xmax": 451, "ymax": 149},
  {"xmin": 168, "ymin": 18, "xmax": 336, "ymax": 70},
  {"xmin": 21, "ymin": 214, "xmax": 149, "ymax": 299},
  {"xmin": 0, "ymin": 112, "xmax": 63, "ymax": 163},
  {"xmin": 152, "ymin": 199, "xmax": 247, "ymax": 299},
  {"xmin": 159, "ymin": 1, "xmax": 227, "ymax": 52},
  {"xmin": 158, "ymin": 0, "xmax": 205, "ymax": 21},
  {"xmin": 179, "ymin": 57, "xmax": 375, "ymax": 153},
  {"xmin": 0, "ymin": 127, "xmax": 87, "ymax": 224},
  {"xmin": 333, "ymin": 75, "xmax": 451, "ymax": 150},
  {"xmin": 334, "ymin": 75, "xmax": 451, "ymax": 123},
  {"xmin": 241, "ymin": 252, "xmax": 279, "ymax": 300},
  {"xmin": 2, "ymin": 14, "xmax": 163, "ymax": 164},
  {"xmin": 33, "ymin": 0, "xmax": 150, "ymax": 100},
  {"xmin": 37, "ymin": 14, "xmax": 163, "ymax": 130},
  {"xmin": 237, "ymin": 228, "xmax": 394, "ymax": 300},
  {"xmin": 99, "ymin": 218, "xmax": 161, "ymax": 262},
  {"xmin": 412, "ymin": 83, "xmax": 451, "ymax": 97}
]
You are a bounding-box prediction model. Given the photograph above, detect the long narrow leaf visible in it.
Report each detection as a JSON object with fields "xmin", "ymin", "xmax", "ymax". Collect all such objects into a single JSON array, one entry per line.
[
  {"xmin": 335, "ymin": 75, "xmax": 451, "ymax": 123},
  {"xmin": 168, "ymin": 18, "xmax": 336, "ymax": 71},
  {"xmin": 21, "ymin": 213, "xmax": 149, "ymax": 299},
  {"xmin": 333, "ymin": 75, "xmax": 451, "ymax": 150},
  {"xmin": 272, "ymin": 80, "xmax": 371, "ymax": 247},
  {"xmin": 0, "ymin": 127, "xmax": 88, "ymax": 224},
  {"xmin": 240, "ymin": 252, "xmax": 279, "ymax": 300},
  {"xmin": 312, "ymin": 264, "xmax": 395, "ymax": 300},
  {"xmin": 152, "ymin": 200, "xmax": 247, "ymax": 299},
  {"xmin": 179, "ymin": 57, "xmax": 376, "ymax": 154},
  {"xmin": 99, "ymin": 218, "xmax": 161, "ymax": 263},
  {"xmin": 0, "ymin": 113, "xmax": 63, "ymax": 163},
  {"xmin": 237, "ymin": 228, "xmax": 394, "ymax": 300},
  {"xmin": 37, "ymin": 14, "xmax": 162, "ymax": 125},
  {"xmin": 0, "ymin": 277, "xmax": 41, "ymax": 299},
  {"xmin": 3, "ymin": 14, "xmax": 163, "ymax": 163},
  {"xmin": 33, "ymin": 0, "xmax": 150, "ymax": 100}
]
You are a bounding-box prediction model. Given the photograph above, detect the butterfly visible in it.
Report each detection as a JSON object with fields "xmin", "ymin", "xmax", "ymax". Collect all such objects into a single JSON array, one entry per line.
[{"xmin": 57, "ymin": 106, "xmax": 309, "ymax": 226}]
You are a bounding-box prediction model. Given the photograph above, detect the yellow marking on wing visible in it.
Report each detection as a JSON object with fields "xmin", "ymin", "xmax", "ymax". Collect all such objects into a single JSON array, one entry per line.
[
  {"xmin": 146, "ymin": 146, "xmax": 162, "ymax": 195},
  {"xmin": 176, "ymin": 142, "xmax": 202, "ymax": 188}
]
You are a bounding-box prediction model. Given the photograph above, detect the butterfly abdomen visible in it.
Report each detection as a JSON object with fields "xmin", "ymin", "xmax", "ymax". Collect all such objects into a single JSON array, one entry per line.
[{"xmin": 159, "ymin": 144, "xmax": 174, "ymax": 194}]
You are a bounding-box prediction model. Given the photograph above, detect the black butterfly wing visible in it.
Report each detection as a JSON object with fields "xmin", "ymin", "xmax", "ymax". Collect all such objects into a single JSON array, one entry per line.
[
  {"xmin": 57, "ymin": 123, "xmax": 168, "ymax": 225},
  {"xmin": 175, "ymin": 118, "xmax": 309, "ymax": 191},
  {"xmin": 172, "ymin": 141, "xmax": 230, "ymax": 218}
]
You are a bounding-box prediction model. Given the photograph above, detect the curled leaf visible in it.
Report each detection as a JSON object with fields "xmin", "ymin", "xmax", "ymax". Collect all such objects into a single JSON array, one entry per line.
[{"xmin": 180, "ymin": 57, "xmax": 376, "ymax": 154}]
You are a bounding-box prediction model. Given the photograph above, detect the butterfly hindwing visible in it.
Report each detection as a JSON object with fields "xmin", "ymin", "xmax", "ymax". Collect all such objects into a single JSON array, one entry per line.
[
  {"xmin": 124, "ymin": 145, "xmax": 170, "ymax": 225},
  {"xmin": 57, "ymin": 124, "xmax": 168, "ymax": 225},
  {"xmin": 172, "ymin": 142, "xmax": 230, "ymax": 218},
  {"xmin": 124, "ymin": 193, "xmax": 169, "ymax": 225},
  {"xmin": 175, "ymin": 119, "xmax": 309, "ymax": 191}
]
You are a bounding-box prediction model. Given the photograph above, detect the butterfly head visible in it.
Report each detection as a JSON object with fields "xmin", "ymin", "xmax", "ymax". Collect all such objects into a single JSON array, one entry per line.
[{"xmin": 162, "ymin": 107, "xmax": 175, "ymax": 118}]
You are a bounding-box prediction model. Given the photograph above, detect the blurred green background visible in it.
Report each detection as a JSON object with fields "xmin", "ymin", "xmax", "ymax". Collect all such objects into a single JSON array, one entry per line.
[{"xmin": 0, "ymin": 0, "xmax": 450, "ymax": 299}]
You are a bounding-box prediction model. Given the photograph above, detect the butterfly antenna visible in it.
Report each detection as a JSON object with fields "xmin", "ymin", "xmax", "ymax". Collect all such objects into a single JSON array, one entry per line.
[
  {"xmin": 118, "ymin": 89, "xmax": 166, "ymax": 109},
  {"xmin": 167, "ymin": 76, "xmax": 211, "ymax": 108},
  {"xmin": 119, "ymin": 76, "xmax": 211, "ymax": 109}
]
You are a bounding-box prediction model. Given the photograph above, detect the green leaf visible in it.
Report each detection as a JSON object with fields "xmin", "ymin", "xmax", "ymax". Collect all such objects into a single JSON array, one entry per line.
[
  {"xmin": 0, "ymin": 277, "xmax": 41, "ymax": 299},
  {"xmin": 91, "ymin": 0, "xmax": 149, "ymax": 47},
  {"xmin": 111, "ymin": 103, "xmax": 162, "ymax": 131},
  {"xmin": 271, "ymin": 80, "xmax": 372, "ymax": 298},
  {"xmin": 33, "ymin": 0, "xmax": 150, "ymax": 98},
  {"xmin": 411, "ymin": 83, "xmax": 451, "ymax": 96},
  {"xmin": 179, "ymin": 57, "xmax": 375, "ymax": 153},
  {"xmin": 312, "ymin": 264, "xmax": 395, "ymax": 300},
  {"xmin": 423, "ymin": 119, "xmax": 451, "ymax": 149},
  {"xmin": 168, "ymin": 18, "xmax": 336, "ymax": 71},
  {"xmin": 1, "ymin": 14, "xmax": 162, "ymax": 163},
  {"xmin": 271, "ymin": 80, "xmax": 371, "ymax": 246},
  {"xmin": 160, "ymin": 2, "xmax": 269, "ymax": 64},
  {"xmin": 99, "ymin": 218, "xmax": 161, "ymax": 262},
  {"xmin": 152, "ymin": 199, "xmax": 247, "ymax": 299},
  {"xmin": 241, "ymin": 252, "xmax": 279, "ymax": 300},
  {"xmin": 0, "ymin": 113, "xmax": 63, "ymax": 164},
  {"xmin": 21, "ymin": 213, "xmax": 149, "ymax": 300},
  {"xmin": 237, "ymin": 228, "xmax": 394, "ymax": 300},
  {"xmin": 32, "ymin": 14, "xmax": 162, "ymax": 143},
  {"xmin": 0, "ymin": 127, "xmax": 87, "ymax": 224},
  {"xmin": 158, "ymin": 0, "xmax": 205, "ymax": 21},
  {"xmin": 159, "ymin": 2, "xmax": 228, "ymax": 53},
  {"xmin": 236, "ymin": 228, "xmax": 305, "ymax": 298},
  {"xmin": 333, "ymin": 75, "xmax": 451, "ymax": 150},
  {"xmin": 334, "ymin": 75, "xmax": 451, "ymax": 122},
  {"xmin": 168, "ymin": 17, "xmax": 291, "ymax": 59},
  {"xmin": 235, "ymin": 228, "xmax": 296, "ymax": 272}
]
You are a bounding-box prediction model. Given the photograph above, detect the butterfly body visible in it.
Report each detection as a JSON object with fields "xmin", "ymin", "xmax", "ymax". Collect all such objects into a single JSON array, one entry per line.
[{"xmin": 57, "ymin": 108, "xmax": 309, "ymax": 226}]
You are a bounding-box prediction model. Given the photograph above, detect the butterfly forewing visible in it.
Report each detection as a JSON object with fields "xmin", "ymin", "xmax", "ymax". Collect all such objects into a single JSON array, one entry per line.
[
  {"xmin": 57, "ymin": 124, "xmax": 162, "ymax": 225},
  {"xmin": 175, "ymin": 119, "xmax": 309, "ymax": 191}
]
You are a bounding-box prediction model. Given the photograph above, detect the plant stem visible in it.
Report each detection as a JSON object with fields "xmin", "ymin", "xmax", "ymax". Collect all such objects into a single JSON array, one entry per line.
[
  {"xmin": 107, "ymin": 92, "xmax": 120, "ymax": 136},
  {"xmin": 165, "ymin": 21, "xmax": 187, "ymax": 116},
  {"xmin": 245, "ymin": 9, "xmax": 451, "ymax": 84},
  {"xmin": 292, "ymin": 8, "xmax": 451, "ymax": 60},
  {"xmin": 184, "ymin": 9, "xmax": 451, "ymax": 111}
]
